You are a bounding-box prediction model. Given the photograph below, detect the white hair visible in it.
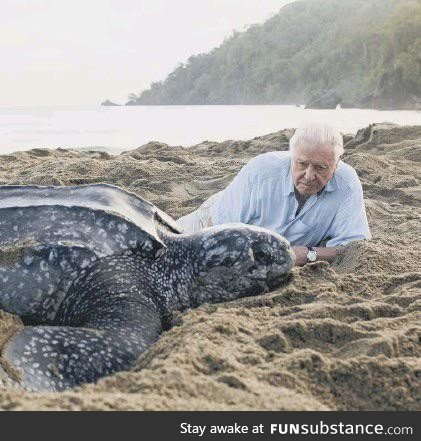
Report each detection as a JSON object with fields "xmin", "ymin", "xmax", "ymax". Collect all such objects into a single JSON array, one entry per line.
[{"xmin": 289, "ymin": 122, "xmax": 344, "ymax": 161}]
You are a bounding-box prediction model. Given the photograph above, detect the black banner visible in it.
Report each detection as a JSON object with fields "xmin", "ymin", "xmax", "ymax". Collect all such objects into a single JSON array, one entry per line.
[{"xmin": 0, "ymin": 411, "xmax": 418, "ymax": 440}]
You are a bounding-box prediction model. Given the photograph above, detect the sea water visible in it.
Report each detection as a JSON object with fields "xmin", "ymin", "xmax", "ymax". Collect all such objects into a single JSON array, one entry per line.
[{"xmin": 0, "ymin": 105, "xmax": 420, "ymax": 154}]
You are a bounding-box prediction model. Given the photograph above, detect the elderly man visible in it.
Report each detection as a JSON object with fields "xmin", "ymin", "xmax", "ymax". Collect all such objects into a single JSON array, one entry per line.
[{"xmin": 178, "ymin": 122, "xmax": 371, "ymax": 265}]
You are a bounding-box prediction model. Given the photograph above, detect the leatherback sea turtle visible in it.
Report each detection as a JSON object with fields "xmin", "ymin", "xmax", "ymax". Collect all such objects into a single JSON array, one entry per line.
[{"xmin": 0, "ymin": 184, "xmax": 294, "ymax": 391}]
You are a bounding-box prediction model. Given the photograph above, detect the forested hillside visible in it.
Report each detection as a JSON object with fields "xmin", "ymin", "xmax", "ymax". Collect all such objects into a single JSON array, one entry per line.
[{"xmin": 127, "ymin": 0, "xmax": 421, "ymax": 109}]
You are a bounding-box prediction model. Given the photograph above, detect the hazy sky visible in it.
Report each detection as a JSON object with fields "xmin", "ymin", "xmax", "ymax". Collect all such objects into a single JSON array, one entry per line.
[{"xmin": 0, "ymin": 0, "xmax": 293, "ymax": 106}]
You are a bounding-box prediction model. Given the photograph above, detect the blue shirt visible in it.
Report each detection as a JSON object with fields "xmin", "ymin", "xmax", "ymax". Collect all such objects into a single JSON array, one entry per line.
[{"xmin": 210, "ymin": 151, "xmax": 371, "ymax": 247}]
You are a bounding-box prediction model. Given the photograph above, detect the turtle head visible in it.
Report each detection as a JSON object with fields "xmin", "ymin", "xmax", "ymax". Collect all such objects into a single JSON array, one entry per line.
[{"xmin": 190, "ymin": 224, "xmax": 295, "ymax": 305}]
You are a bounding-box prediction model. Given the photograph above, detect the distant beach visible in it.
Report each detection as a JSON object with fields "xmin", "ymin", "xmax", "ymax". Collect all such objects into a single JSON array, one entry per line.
[{"xmin": 0, "ymin": 105, "xmax": 420, "ymax": 154}]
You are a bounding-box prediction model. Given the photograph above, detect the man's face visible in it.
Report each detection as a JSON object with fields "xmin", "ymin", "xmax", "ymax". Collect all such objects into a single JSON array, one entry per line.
[{"xmin": 292, "ymin": 143, "xmax": 337, "ymax": 197}]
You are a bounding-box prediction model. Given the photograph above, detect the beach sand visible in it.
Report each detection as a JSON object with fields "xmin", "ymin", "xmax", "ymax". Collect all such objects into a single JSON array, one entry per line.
[{"xmin": 0, "ymin": 123, "xmax": 419, "ymax": 410}]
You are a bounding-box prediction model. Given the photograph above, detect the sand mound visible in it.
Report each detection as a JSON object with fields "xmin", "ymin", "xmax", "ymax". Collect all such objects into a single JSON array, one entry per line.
[{"xmin": 0, "ymin": 124, "xmax": 419, "ymax": 410}]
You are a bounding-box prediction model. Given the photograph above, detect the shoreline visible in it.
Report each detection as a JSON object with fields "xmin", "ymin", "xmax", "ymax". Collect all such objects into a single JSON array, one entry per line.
[{"xmin": 1, "ymin": 107, "xmax": 421, "ymax": 157}]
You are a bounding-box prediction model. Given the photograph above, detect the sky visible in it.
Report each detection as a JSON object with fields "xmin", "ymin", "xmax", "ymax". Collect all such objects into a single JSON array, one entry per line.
[{"xmin": 0, "ymin": 0, "xmax": 294, "ymax": 106}]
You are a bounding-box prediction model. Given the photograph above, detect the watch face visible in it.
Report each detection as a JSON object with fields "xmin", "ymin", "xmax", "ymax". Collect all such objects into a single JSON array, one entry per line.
[{"xmin": 307, "ymin": 250, "xmax": 317, "ymax": 262}]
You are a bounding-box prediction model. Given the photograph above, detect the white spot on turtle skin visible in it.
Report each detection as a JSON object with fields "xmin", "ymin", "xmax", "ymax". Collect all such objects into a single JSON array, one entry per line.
[
  {"xmin": 24, "ymin": 256, "xmax": 34, "ymax": 266},
  {"xmin": 155, "ymin": 247, "xmax": 166, "ymax": 258},
  {"xmin": 117, "ymin": 223, "xmax": 128, "ymax": 234},
  {"xmin": 80, "ymin": 259, "xmax": 91, "ymax": 269}
]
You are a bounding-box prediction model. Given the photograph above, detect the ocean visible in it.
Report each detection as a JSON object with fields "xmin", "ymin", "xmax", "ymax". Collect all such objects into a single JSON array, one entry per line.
[{"xmin": 0, "ymin": 105, "xmax": 420, "ymax": 154}]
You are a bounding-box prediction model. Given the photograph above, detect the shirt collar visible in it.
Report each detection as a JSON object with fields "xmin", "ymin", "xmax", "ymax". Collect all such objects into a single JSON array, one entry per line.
[
  {"xmin": 325, "ymin": 174, "xmax": 339, "ymax": 192},
  {"xmin": 284, "ymin": 157, "xmax": 339, "ymax": 195}
]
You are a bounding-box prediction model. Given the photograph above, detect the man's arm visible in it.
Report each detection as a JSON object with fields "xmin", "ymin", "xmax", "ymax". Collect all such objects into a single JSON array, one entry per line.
[
  {"xmin": 325, "ymin": 175, "xmax": 371, "ymax": 248},
  {"xmin": 292, "ymin": 246, "xmax": 343, "ymax": 266},
  {"xmin": 293, "ymin": 174, "xmax": 370, "ymax": 266},
  {"xmin": 210, "ymin": 157, "xmax": 261, "ymax": 225}
]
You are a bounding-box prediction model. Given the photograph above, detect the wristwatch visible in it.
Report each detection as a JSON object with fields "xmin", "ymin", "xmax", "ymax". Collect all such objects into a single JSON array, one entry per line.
[{"xmin": 306, "ymin": 247, "xmax": 317, "ymax": 263}]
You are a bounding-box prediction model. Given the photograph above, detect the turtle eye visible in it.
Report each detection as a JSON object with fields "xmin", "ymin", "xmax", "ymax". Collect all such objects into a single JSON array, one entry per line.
[
  {"xmin": 254, "ymin": 251, "xmax": 269, "ymax": 263},
  {"xmin": 251, "ymin": 244, "xmax": 273, "ymax": 265},
  {"xmin": 221, "ymin": 255, "xmax": 236, "ymax": 266}
]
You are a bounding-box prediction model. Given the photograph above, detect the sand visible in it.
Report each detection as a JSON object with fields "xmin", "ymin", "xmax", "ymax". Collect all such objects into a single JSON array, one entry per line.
[{"xmin": 0, "ymin": 122, "xmax": 419, "ymax": 410}]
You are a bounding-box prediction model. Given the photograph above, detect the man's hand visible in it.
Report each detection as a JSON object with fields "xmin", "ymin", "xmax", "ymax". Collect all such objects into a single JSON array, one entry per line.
[{"xmin": 292, "ymin": 246, "xmax": 340, "ymax": 266}]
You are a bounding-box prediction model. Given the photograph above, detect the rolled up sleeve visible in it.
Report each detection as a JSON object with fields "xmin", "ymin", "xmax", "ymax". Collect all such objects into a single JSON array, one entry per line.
[{"xmin": 326, "ymin": 180, "xmax": 372, "ymax": 247}]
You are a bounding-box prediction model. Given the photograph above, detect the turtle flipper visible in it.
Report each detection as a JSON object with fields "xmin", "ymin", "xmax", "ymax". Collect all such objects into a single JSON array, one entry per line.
[
  {"xmin": 2, "ymin": 298, "xmax": 162, "ymax": 391},
  {"xmin": 3, "ymin": 326, "xmax": 128, "ymax": 391},
  {"xmin": 0, "ymin": 244, "xmax": 97, "ymax": 323}
]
